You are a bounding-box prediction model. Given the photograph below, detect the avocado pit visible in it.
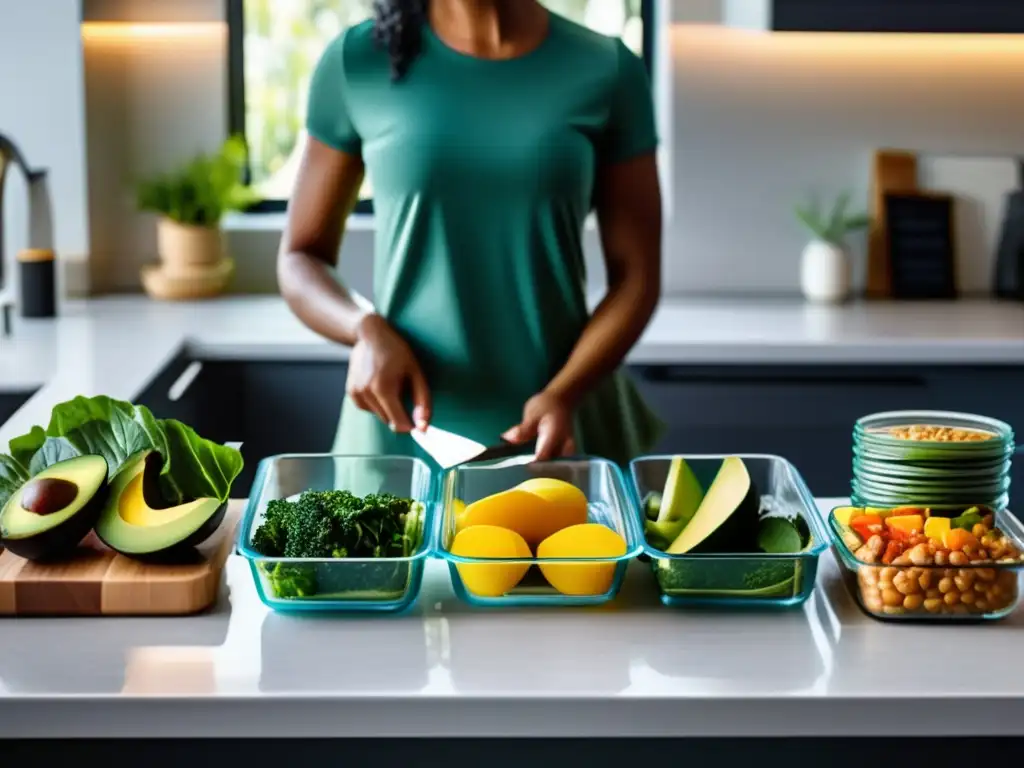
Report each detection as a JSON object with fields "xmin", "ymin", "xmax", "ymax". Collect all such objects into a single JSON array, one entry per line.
[{"xmin": 20, "ymin": 477, "xmax": 79, "ymax": 516}]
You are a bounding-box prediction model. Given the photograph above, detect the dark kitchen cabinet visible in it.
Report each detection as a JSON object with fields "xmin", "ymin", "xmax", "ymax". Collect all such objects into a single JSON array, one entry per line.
[
  {"xmin": 772, "ymin": 0, "xmax": 1024, "ymax": 33},
  {"xmin": 629, "ymin": 365, "xmax": 1024, "ymax": 502},
  {"xmin": 135, "ymin": 355, "xmax": 347, "ymax": 493},
  {"xmin": 0, "ymin": 388, "xmax": 37, "ymax": 428},
  {"xmin": 135, "ymin": 356, "xmax": 1023, "ymax": 505}
]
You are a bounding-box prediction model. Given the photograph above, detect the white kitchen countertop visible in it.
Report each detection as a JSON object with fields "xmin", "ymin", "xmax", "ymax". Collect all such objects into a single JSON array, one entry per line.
[
  {"xmin": 2, "ymin": 294, "xmax": 1023, "ymax": 449},
  {"xmin": 2, "ymin": 497, "xmax": 1024, "ymax": 738}
]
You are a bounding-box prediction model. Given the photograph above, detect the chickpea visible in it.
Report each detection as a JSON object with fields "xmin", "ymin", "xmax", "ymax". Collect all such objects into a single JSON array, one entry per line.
[
  {"xmin": 944, "ymin": 591, "xmax": 961, "ymax": 607},
  {"xmin": 909, "ymin": 545, "xmax": 931, "ymax": 566},
  {"xmin": 855, "ymin": 546, "xmax": 877, "ymax": 564},
  {"xmin": 880, "ymin": 567, "xmax": 898, "ymax": 583},
  {"xmin": 918, "ymin": 571, "xmax": 933, "ymax": 590},
  {"xmin": 975, "ymin": 598, "xmax": 990, "ymax": 612},
  {"xmin": 882, "ymin": 605, "xmax": 905, "ymax": 616},
  {"xmin": 861, "ymin": 568, "xmax": 879, "ymax": 586},
  {"xmin": 972, "ymin": 523, "xmax": 987, "ymax": 539},
  {"xmin": 951, "ymin": 604, "xmax": 969, "ymax": 616},
  {"xmin": 926, "ymin": 587, "xmax": 941, "ymax": 600},
  {"xmin": 949, "ymin": 551, "xmax": 968, "ymax": 566},
  {"xmin": 935, "ymin": 551, "xmax": 948, "ymax": 566},
  {"xmin": 903, "ymin": 593, "xmax": 924, "ymax": 611},
  {"xmin": 896, "ymin": 577, "xmax": 919, "ymax": 596},
  {"xmin": 879, "ymin": 579, "xmax": 893, "ymax": 592},
  {"xmin": 954, "ymin": 572, "xmax": 975, "ymax": 591},
  {"xmin": 867, "ymin": 535, "xmax": 884, "ymax": 556},
  {"xmin": 882, "ymin": 588, "xmax": 904, "ymax": 607},
  {"xmin": 892, "ymin": 555, "xmax": 912, "ymax": 566},
  {"xmin": 924, "ymin": 598, "xmax": 943, "ymax": 613},
  {"xmin": 938, "ymin": 577, "xmax": 954, "ymax": 594},
  {"xmin": 977, "ymin": 568, "xmax": 997, "ymax": 582},
  {"xmin": 960, "ymin": 590, "xmax": 976, "ymax": 605},
  {"xmin": 989, "ymin": 583, "xmax": 1003, "ymax": 600},
  {"xmin": 998, "ymin": 571, "xmax": 1017, "ymax": 589}
]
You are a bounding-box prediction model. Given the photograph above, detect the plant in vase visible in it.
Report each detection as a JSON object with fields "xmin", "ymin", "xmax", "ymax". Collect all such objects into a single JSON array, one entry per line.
[
  {"xmin": 794, "ymin": 191, "xmax": 870, "ymax": 304},
  {"xmin": 136, "ymin": 135, "xmax": 259, "ymax": 300}
]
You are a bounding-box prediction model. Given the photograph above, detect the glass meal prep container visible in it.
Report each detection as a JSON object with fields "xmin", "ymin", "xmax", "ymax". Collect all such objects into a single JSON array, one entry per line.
[
  {"xmin": 438, "ymin": 457, "xmax": 642, "ymax": 607},
  {"xmin": 827, "ymin": 503, "xmax": 1024, "ymax": 622},
  {"xmin": 236, "ymin": 454, "xmax": 436, "ymax": 613},
  {"xmin": 628, "ymin": 454, "xmax": 828, "ymax": 608},
  {"xmin": 853, "ymin": 411, "xmax": 1016, "ymax": 455}
]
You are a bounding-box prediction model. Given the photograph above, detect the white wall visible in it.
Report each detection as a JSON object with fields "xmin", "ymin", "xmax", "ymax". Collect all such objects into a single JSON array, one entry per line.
[
  {"xmin": 666, "ymin": 24, "xmax": 1024, "ymax": 295},
  {"xmin": 0, "ymin": 0, "xmax": 90, "ymax": 298},
  {"xmin": 80, "ymin": 0, "xmax": 1024, "ymax": 297}
]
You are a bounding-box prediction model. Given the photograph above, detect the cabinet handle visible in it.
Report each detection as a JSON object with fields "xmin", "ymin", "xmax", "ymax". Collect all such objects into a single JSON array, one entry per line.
[{"xmin": 168, "ymin": 361, "xmax": 203, "ymax": 401}]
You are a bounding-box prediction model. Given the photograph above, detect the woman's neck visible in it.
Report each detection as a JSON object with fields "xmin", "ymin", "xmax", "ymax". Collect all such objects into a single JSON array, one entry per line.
[{"xmin": 428, "ymin": 0, "xmax": 548, "ymax": 58}]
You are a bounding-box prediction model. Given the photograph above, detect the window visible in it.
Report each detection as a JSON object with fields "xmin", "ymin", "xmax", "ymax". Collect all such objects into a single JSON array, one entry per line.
[{"xmin": 227, "ymin": 0, "xmax": 655, "ymax": 214}]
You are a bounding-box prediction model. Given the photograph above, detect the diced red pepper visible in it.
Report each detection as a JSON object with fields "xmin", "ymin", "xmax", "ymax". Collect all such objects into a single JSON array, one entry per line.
[
  {"xmin": 882, "ymin": 540, "xmax": 904, "ymax": 565},
  {"xmin": 850, "ymin": 514, "xmax": 884, "ymax": 542}
]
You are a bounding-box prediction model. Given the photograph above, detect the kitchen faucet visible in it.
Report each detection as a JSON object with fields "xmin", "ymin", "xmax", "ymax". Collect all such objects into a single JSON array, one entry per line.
[{"xmin": 0, "ymin": 133, "xmax": 48, "ymax": 336}]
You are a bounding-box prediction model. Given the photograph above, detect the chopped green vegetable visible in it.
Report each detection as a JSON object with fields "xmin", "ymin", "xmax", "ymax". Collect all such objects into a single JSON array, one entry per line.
[
  {"xmin": 757, "ymin": 517, "xmax": 803, "ymax": 554},
  {"xmin": 251, "ymin": 490, "xmax": 422, "ymax": 559},
  {"xmin": 643, "ymin": 491, "xmax": 662, "ymax": 521},
  {"xmin": 653, "ymin": 515, "xmax": 812, "ymax": 600},
  {"xmin": 655, "ymin": 557, "xmax": 799, "ymax": 598},
  {"xmin": 250, "ymin": 489, "xmax": 425, "ymax": 600},
  {"xmin": 952, "ymin": 510, "xmax": 984, "ymax": 531}
]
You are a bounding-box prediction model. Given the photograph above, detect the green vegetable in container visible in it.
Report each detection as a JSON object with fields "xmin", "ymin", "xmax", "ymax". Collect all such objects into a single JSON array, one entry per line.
[{"xmin": 251, "ymin": 489, "xmax": 425, "ymax": 600}]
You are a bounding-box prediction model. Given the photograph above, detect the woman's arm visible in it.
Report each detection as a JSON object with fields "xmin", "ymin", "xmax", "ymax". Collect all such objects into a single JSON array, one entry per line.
[
  {"xmin": 503, "ymin": 152, "xmax": 662, "ymax": 458},
  {"xmin": 277, "ymin": 138, "xmax": 371, "ymax": 346},
  {"xmin": 544, "ymin": 152, "xmax": 662, "ymax": 406},
  {"xmin": 278, "ymin": 137, "xmax": 430, "ymax": 431}
]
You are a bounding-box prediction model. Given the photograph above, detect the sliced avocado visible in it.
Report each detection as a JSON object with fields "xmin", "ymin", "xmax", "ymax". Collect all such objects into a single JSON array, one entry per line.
[
  {"xmin": 666, "ymin": 456, "xmax": 760, "ymax": 555},
  {"xmin": 0, "ymin": 455, "xmax": 109, "ymax": 561},
  {"xmin": 656, "ymin": 457, "xmax": 704, "ymax": 526},
  {"xmin": 95, "ymin": 451, "xmax": 225, "ymax": 561}
]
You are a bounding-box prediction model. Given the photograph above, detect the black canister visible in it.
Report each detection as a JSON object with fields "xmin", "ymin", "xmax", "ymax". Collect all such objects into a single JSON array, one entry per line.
[{"xmin": 18, "ymin": 248, "xmax": 56, "ymax": 318}]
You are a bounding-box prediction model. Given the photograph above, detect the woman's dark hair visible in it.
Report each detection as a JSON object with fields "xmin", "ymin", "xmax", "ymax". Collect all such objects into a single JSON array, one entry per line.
[{"xmin": 372, "ymin": 0, "xmax": 429, "ymax": 81}]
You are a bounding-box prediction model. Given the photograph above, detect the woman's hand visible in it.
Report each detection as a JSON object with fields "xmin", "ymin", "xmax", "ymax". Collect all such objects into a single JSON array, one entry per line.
[
  {"xmin": 347, "ymin": 314, "xmax": 431, "ymax": 433},
  {"xmin": 502, "ymin": 391, "xmax": 577, "ymax": 461}
]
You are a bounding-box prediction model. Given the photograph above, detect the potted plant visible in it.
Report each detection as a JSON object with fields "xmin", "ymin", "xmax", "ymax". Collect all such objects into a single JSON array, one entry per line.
[
  {"xmin": 794, "ymin": 191, "xmax": 871, "ymax": 304},
  {"xmin": 136, "ymin": 136, "xmax": 258, "ymax": 299}
]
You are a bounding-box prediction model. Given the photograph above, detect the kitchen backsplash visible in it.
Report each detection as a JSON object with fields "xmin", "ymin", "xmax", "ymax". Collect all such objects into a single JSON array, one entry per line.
[{"xmin": 5, "ymin": 1, "xmax": 1024, "ymax": 297}]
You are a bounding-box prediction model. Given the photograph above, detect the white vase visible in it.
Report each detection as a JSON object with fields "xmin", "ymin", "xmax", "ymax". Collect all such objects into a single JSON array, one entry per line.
[{"xmin": 800, "ymin": 239, "xmax": 851, "ymax": 304}]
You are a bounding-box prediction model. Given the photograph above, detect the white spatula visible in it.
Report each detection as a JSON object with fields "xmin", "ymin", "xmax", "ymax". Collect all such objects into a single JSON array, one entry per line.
[{"xmin": 411, "ymin": 425, "xmax": 536, "ymax": 470}]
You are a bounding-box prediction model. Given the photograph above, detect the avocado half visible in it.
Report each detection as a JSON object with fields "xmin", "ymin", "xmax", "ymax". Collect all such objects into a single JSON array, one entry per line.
[
  {"xmin": 94, "ymin": 451, "xmax": 226, "ymax": 562},
  {"xmin": 0, "ymin": 454, "xmax": 110, "ymax": 561}
]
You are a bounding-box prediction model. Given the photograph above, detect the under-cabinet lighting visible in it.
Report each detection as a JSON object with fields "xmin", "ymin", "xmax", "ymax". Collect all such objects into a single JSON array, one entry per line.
[{"xmin": 81, "ymin": 22, "xmax": 226, "ymax": 42}]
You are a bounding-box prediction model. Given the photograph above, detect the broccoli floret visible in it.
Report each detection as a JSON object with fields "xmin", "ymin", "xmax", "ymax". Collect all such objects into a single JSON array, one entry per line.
[
  {"xmin": 250, "ymin": 498, "xmax": 290, "ymax": 556},
  {"xmin": 249, "ymin": 489, "xmax": 420, "ymax": 562},
  {"xmin": 259, "ymin": 562, "xmax": 318, "ymax": 598}
]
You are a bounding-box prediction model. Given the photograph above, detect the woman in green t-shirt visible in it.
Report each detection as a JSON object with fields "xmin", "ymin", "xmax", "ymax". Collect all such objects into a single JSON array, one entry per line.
[{"xmin": 278, "ymin": 0, "xmax": 663, "ymax": 465}]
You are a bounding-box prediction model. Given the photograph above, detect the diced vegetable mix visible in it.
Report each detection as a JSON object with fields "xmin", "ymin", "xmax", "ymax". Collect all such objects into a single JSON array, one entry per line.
[{"xmin": 833, "ymin": 505, "xmax": 1024, "ymax": 618}]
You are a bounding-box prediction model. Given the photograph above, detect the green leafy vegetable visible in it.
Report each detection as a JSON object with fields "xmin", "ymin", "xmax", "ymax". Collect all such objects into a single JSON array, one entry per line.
[
  {"xmin": 2, "ymin": 395, "xmax": 243, "ymax": 508},
  {"xmin": 250, "ymin": 489, "xmax": 425, "ymax": 600},
  {"xmin": 0, "ymin": 455, "xmax": 28, "ymax": 510}
]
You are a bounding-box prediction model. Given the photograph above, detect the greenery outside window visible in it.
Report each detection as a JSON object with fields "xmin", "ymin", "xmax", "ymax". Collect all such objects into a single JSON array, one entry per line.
[{"xmin": 228, "ymin": 0, "xmax": 656, "ymax": 215}]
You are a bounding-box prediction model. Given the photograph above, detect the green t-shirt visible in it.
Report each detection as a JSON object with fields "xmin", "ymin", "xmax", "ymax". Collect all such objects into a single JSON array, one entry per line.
[{"xmin": 307, "ymin": 12, "xmax": 663, "ymax": 465}]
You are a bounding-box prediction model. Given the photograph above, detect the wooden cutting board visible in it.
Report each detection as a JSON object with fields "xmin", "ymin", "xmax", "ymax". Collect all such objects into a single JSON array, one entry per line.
[{"xmin": 0, "ymin": 500, "xmax": 241, "ymax": 616}]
